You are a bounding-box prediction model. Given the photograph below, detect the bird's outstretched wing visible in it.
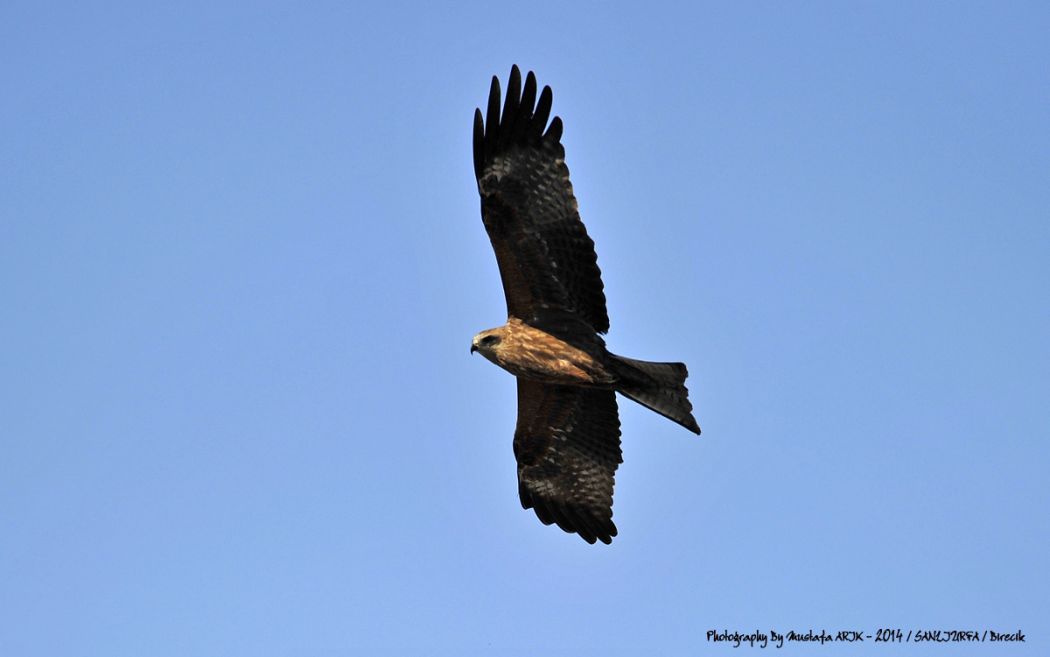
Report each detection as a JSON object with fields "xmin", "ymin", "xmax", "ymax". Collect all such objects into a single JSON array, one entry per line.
[
  {"xmin": 514, "ymin": 379, "xmax": 622, "ymax": 544},
  {"xmin": 473, "ymin": 65, "xmax": 610, "ymax": 334}
]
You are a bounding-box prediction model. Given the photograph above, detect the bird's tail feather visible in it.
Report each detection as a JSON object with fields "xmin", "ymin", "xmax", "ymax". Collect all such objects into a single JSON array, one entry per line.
[{"xmin": 612, "ymin": 355, "xmax": 701, "ymax": 434}]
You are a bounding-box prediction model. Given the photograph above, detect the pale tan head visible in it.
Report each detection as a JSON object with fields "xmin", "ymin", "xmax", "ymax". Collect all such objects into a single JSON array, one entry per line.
[{"xmin": 470, "ymin": 326, "xmax": 508, "ymax": 364}]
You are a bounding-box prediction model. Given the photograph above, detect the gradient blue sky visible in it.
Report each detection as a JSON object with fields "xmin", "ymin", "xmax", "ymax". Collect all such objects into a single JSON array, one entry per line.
[{"xmin": 3, "ymin": 2, "xmax": 1048, "ymax": 655}]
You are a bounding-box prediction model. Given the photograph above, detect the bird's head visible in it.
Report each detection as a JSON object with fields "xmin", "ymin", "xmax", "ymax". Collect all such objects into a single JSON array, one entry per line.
[{"xmin": 470, "ymin": 327, "xmax": 506, "ymax": 362}]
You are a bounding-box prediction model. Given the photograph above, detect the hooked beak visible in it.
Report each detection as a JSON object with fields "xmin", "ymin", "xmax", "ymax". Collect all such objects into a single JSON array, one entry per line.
[{"xmin": 470, "ymin": 344, "xmax": 478, "ymax": 354}]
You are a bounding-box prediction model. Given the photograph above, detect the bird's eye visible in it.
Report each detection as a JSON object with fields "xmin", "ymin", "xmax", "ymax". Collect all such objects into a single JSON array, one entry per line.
[{"xmin": 480, "ymin": 335, "xmax": 501, "ymax": 347}]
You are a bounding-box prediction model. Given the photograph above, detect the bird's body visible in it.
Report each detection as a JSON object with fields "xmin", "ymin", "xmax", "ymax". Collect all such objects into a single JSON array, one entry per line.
[
  {"xmin": 471, "ymin": 66, "xmax": 701, "ymax": 544},
  {"xmin": 472, "ymin": 319, "xmax": 615, "ymax": 386}
]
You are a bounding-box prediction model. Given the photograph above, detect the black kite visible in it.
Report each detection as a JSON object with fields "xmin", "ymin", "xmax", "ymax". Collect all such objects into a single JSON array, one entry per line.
[{"xmin": 470, "ymin": 66, "xmax": 701, "ymax": 545}]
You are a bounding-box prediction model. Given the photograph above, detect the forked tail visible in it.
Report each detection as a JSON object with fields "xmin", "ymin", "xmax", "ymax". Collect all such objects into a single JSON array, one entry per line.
[{"xmin": 612, "ymin": 355, "xmax": 701, "ymax": 434}]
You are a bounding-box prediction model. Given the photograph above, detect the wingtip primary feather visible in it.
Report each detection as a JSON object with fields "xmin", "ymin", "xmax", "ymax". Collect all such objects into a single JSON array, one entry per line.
[
  {"xmin": 544, "ymin": 115, "xmax": 563, "ymax": 144},
  {"xmin": 530, "ymin": 85, "xmax": 553, "ymax": 140},
  {"xmin": 520, "ymin": 72, "xmax": 537, "ymax": 115},
  {"xmin": 484, "ymin": 74, "xmax": 501, "ymax": 155},
  {"xmin": 499, "ymin": 65, "xmax": 522, "ymax": 147},
  {"xmin": 472, "ymin": 108, "xmax": 484, "ymax": 180},
  {"xmin": 519, "ymin": 71, "xmax": 537, "ymax": 137}
]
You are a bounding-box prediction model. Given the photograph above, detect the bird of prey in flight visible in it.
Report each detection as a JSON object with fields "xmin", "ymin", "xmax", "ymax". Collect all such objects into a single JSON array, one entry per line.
[{"xmin": 470, "ymin": 65, "xmax": 701, "ymax": 545}]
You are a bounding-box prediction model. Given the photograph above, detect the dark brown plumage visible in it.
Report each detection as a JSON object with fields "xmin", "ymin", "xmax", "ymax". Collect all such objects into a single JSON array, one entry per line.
[
  {"xmin": 514, "ymin": 381, "xmax": 621, "ymax": 544},
  {"xmin": 472, "ymin": 65, "xmax": 609, "ymax": 335},
  {"xmin": 471, "ymin": 66, "xmax": 700, "ymax": 545}
]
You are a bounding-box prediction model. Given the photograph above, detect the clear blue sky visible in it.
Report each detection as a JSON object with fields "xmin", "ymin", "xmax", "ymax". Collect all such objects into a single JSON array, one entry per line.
[{"xmin": 2, "ymin": 1, "xmax": 1047, "ymax": 655}]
